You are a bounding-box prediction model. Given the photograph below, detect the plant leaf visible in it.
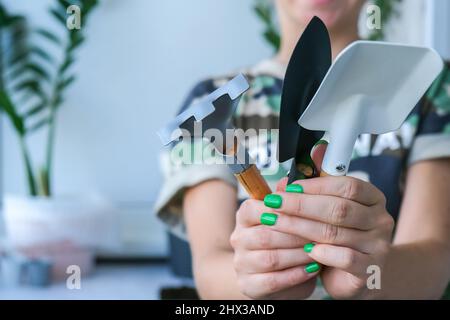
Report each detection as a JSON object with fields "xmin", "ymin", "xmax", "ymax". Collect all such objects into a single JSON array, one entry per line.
[
  {"xmin": 27, "ymin": 117, "xmax": 50, "ymax": 134},
  {"xmin": 8, "ymin": 48, "xmax": 29, "ymax": 67},
  {"xmin": 57, "ymin": 0, "xmax": 74, "ymax": 10},
  {"xmin": 27, "ymin": 63, "xmax": 51, "ymax": 81},
  {"xmin": 36, "ymin": 28, "xmax": 62, "ymax": 45},
  {"xmin": 9, "ymin": 63, "xmax": 52, "ymax": 82},
  {"xmin": 68, "ymin": 32, "xmax": 85, "ymax": 51},
  {"xmin": 10, "ymin": 20, "xmax": 28, "ymax": 42},
  {"xmin": 23, "ymin": 101, "xmax": 47, "ymax": 118},
  {"xmin": 50, "ymin": 8, "xmax": 67, "ymax": 25},
  {"xmin": 53, "ymin": 94, "xmax": 64, "ymax": 107},
  {"xmin": 57, "ymin": 75, "xmax": 76, "ymax": 91},
  {"xmin": 17, "ymin": 90, "xmax": 36, "ymax": 105},
  {"xmin": 30, "ymin": 46, "xmax": 55, "ymax": 64},
  {"xmin": 59, "ymin": 56, "xmax": 75, "ymax": 74},
  {"xmin": 0, "ymin": 4, "xmax": 7, "ymax": 24},
  {"xmin": 263, "ymin": 29, "xmax": 280, "ymax": 51},
  {"xmin": 14, "ymin": 79, "xmax": 44, "ymax": 96},
  {"xmin": 253, "ymin": 4, "xmax": 271, "ymax": 24},
  {"xmin": 0, "ymin": 90, "xmax": 25, "ymax": 135},
  {"xmin": 80, "ymin": 0, "xmax": 99, "ymax": 16}
]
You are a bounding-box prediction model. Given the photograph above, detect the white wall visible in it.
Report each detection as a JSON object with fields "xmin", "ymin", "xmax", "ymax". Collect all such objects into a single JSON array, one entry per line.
[
  {"xmin": 385, "ymin": 0, "xmax": 426, "ymax": 45},
  {"xmin": 425, "ymin": 0, "xmax": 450, "ymax": 59}
]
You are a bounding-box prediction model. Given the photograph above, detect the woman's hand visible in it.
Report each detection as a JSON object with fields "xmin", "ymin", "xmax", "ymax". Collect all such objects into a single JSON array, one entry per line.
[
  {"xmin": 296, "ymin": 140, "xmax": 395, "ymax": 299},
  {"xmin": 230, "ymin": 197, "xmax": 319, "ymax": 299},
  {"xmin": 275, "ymin": 175, "xmax": 395, "ymax": 299}
]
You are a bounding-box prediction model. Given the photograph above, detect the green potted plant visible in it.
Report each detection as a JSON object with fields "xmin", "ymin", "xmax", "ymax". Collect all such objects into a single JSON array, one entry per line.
[{"xmin": 0, "ymin": 0, "xmax": 119, "ymax": 279}]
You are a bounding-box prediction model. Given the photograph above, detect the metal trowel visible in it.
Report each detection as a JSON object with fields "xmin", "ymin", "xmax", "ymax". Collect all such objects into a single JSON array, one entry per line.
[
  {"xmin": 299, "ymin": 41, "xmax": 444, "ymax": 176},
  {"xmin": 278, "ymin": 16, "xmax": 332, "ymax": 184}
]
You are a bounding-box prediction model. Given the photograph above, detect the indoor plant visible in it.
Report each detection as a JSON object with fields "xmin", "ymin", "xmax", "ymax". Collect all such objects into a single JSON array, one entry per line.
[
  {"xmin": 0, "ymin": 0, "xmax": 118, "ymax": 280},
  {"xmin": 1, "ymin": 0, "xmax": 98, "ymax": 197}
]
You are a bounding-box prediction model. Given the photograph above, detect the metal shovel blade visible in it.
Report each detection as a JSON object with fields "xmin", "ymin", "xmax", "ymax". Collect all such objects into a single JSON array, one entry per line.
[
  {"xmin": 299, "ymin": 41, "xmax": 444, "ymax": 176},
  {"xmin": 157, "ymin": 74, "xmax": 249, "ymax": 146},
  {"xmin": 278, "ymin": 16, "xmax": 332, "ymax": 183}
]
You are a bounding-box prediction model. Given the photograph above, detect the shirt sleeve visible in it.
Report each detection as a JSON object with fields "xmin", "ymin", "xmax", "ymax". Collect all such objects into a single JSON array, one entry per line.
[
  {"xmin": 153, "ymin": 80, "xmax": 238, "ymax": 239},
  {"xmin": 408, "ymin": 62, "xmax": 450, "ymax": 165}
]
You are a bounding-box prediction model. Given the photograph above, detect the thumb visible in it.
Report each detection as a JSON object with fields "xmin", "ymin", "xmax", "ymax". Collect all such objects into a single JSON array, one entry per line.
[{"xmin": 310, "ymin": 140, "xmax": 328, "ymax": 175}]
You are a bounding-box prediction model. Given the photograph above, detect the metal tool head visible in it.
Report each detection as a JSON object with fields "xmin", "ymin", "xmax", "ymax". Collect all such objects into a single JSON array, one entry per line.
[
  {"xmin": 299, "ymin": 41, "xmax": 444, "ymax": 176},
  {"xmin": 277, "ymin": 16, "xmax": 332, "ymax": 183},
  {"xmin": 157, "ymin": 74, "xmax": 250, "ymax": 148}
]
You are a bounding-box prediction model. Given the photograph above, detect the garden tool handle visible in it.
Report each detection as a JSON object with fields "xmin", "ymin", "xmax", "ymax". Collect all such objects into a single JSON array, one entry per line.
[
  {"xmin": 235, "ymin": 164, "xmax": 272, "ymax": 201},
  {"xmin": 320, "ymin": 171, "xmax": 330, "ymax": 177}
]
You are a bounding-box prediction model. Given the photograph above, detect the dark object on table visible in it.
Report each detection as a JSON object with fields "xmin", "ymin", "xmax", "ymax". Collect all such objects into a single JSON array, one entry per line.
[
  {"xmin": 160, "ymin": 286, "xmax": 200, "ymax": 300},
  {"xmin": 26, "ymin": 259, "xmax": 52, "ymax": 287},
  {"xmin": 168, "ymin": 232, "xmax": 193, "ymax": 278}
]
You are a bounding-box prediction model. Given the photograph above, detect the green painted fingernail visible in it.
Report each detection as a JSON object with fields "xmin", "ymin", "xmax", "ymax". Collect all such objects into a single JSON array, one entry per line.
[
  {"xmin": 264, "ymin": 194, "xmax": 282, "ymax": 209},
  {"xmin": 303, "ymin": 243, "xmax": 315, "ymax": 253},
  {"xmin": 286, "ymin": 184, "xmax": 304, "ymax": 193},
  {"xmin": 314, "ymin": 140, "xmax": 328, "ymax": 147},
  {"xmin": 260, "ymin": 213, "xmax": 278, "ymax": 226},
  {"xmin": 305, "ymin": 262, "xmax": 320, "ymax": 274}
]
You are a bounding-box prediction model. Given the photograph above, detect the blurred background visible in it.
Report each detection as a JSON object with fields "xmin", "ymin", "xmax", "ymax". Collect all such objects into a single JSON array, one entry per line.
[{"xmin": 0, "ymin": 0, "xmax": 449, "ymax": 299}]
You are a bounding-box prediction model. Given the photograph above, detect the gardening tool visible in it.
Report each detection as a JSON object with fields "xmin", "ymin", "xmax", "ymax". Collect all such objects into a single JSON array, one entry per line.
[
  {"xmin": 278, "ymin": 16, "xmax": 332, "ymax": 184},
  {"xmin": 157, "ymin": 74, "xmax": 272, "ymax": 200},
  {"xmin": 298, "ymin": 41, "xmax": 444, "ymax": 176}
]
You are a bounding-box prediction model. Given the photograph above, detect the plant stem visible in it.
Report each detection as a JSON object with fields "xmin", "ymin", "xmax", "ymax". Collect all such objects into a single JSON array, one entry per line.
[
  {"xmin": 43, "ymin": 42, "xmax": 70, "ymax": 197},
  {"xmin": 43, "ymin": 106, "xmax": 55, "ymax": 197},
  {"xmin": 0, "ymin": 29, "xmax": 4, "ymax": 90},
  {"xmin": 19, "ymin": 135, "xmax": 37, "ymax": 196}
]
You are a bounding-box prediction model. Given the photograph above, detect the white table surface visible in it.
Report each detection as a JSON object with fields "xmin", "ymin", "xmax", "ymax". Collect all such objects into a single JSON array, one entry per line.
[{"xmin": 0, "ymin": 263, "xmax": 191, "ymax": 300}]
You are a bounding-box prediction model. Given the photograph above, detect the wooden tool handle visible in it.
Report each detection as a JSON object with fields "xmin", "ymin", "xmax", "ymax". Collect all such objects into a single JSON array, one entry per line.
[
  {"xmin": 235, "ymin": 164, "xmax": 272, "ymax": 200},
  {"xmin": 320, "ymin": 171, "xmax": 330, "ymax": 177}
]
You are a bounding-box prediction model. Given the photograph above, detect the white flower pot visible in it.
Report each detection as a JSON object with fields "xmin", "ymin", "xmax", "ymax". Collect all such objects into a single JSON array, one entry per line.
[
  {"xmin": 2, "ymin": 194, "xmax": 122, "ymax": 281},
  {"xmin": 3, "ymin": 194, "xmax": 121, "ymax": 251}
]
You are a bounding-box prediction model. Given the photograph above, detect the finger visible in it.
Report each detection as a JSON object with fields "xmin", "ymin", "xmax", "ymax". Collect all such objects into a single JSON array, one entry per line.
[
  {"xmin": 276, "ymin": 177, "xmax": 288, "ymax": 192},
  {"xmin": 306, "ymin": 244, "xmax": 373, "ymax": 278},
  {"xmin": 242, "ymin": 264, "xmax": 320, "ymax": 298},
  {"xmin": 237, "ymin": 194, "xmax": 377, "ymax": 230},
  {"xmin": 232, "ymin": 225, "xmax": 309, "ymax": 250},
  {"xmin": 235, "ymin": 248, "xmax": 315, "ymax": 273},
  {"xmin": 289, "ymin": 176, "xmax": 385, "ymax": 206},
  {"xmin": 273, "ymin": 192, "xmax": 378, "ymax": 230},
  {"xmin": 237, "ymin": 199, "xmax": 378, "ymax": 252},
  {"xmin": 240, "ymin": 277, "xmax": 316, "ymax": 300},
  {"xmin": 236, "ymin": 199, "xmax": 265, "ymax": 227},
  {"xmin": 265, "ymin": 278, "xmax": 316, "ymax": 300},
  {"xmin": 310, "ymin": 140, "xmax": 328, "ymax": 174},
  {"xmin": 270, "ymin": 213, "xmax": 377, "ymax": 253}
]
